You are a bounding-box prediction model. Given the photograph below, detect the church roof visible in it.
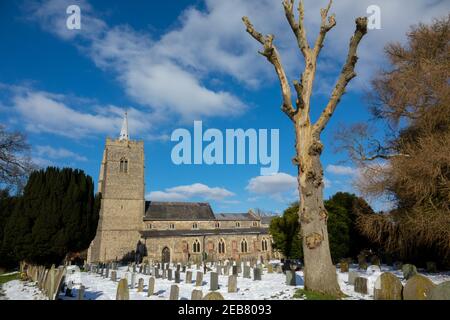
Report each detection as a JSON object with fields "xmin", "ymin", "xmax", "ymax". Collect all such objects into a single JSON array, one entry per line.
[
  {"xmin": 140, "ymin": 227, "xmax": 269, "ymax": 238},
  {"xmin": 144, "ymin": 201, "xmax": 216, "ymax": 221},
  {"xmin": 214, "ymin": 213, "xmax": 259, "ymax": 221}
]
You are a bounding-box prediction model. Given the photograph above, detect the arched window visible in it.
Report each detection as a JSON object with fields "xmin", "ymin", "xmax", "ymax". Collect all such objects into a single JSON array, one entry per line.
[
  {"xmin": 252, "ymin": 221, "xmax": 258, "ymax": 227},
  {"xmin": 193, "ymin": 239, "xmax": 201, "ymax": 253},
  {"xmin": 236, "ymin": 222, "xmax": 240, "ymax": 228},
  {"xmin": 262, "ymin": 239, "xmax": 268, "ymax": 252},
  {"xmin": 169, "ymin": 223, "xmax": 175, "ymax": 230},
  {"xmin": 241, "ymin": 239, "xmax": 248, "ymax": 253},
  {"xmin": 119, "ymin": 158, "xmax": 128, "ymax": 173},
  {"xmin": 215, "ymin": 222, "xmax": 220, "ymax": 229},
  {"xmin": 192, "ymin": 223, "xmax": 198, "ymax": 229},
  {"xmin": 218, "ymin": 239, "xmax": 225, "ymax": 254}
]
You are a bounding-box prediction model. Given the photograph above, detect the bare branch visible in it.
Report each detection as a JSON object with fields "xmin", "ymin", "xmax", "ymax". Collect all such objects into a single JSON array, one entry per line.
[
  {"xmin": 313, "ymin": 17, "xmax": 368, "ymax": 135},
  {"xmin": 283, "ymin": 0, "xmax": 310, "ymax": 58},
  {"xmin": 242, "ymin": 16, "xmax": 297, "ymax": 121},
  {"xmin": 313, "ymin": 0, "xmax": 336, "ymax": 57}
]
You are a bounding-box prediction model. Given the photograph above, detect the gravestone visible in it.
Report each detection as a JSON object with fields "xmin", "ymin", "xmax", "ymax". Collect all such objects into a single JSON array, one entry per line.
[
  {"xmin": 186, "ymin": 271, "xmax": 193, "ymax": 284},
  {"xmin": 168, "ymin": 269, "xmax": 173, "ymax": 281},
  {"xmin": 237, "ymin": 263, "xmax": 242, "ymax": 274},
  {"xmin": 232, "ymin": 266, "xmax": 238, "ymax": 276},
  {"xmin": 191, "ymin": 289, "xmax": 203, "ymax": 300},
  {"xmin": 132, "ymin": 264, "xmax": 136, "ymax": 273},
  {"xmin": 426, "ymin": 262, "xmax": 437, "ymax": 273},
  {"xmin": 130, "ymin": 273, "xmax": 136, "ymax": 289},
  {"xmin": 177, "ymin": 264, "xmax": 181, "ymax": 272},
  {"xmin": 373, "ymin": 272, "xmax": 403, "ymax": 300},
  {"xmin": 203, "ymin": 292, "xmax": 225, "ymax": 300},
  {"xmin": 354, "ymin": 277, "xmax": 368, "ymax": 294},
  {"xmin": 366, "ymin": 265, "xmax": 381, "ymax": 276},
  {"xmin": 116, "ymin": 278, "xmax": 129, "ymax": 300},
  {"xmin": 402, "ymin": 264, "xmax": 418, "ymax": 280},
  {"xmin": 427, "ymin": 281, "xmax": 450, "ymax": 300},
  {"xmin": 243, "ymin": 266, "xmax": 251, "ymax": 278},
  {"xmin": 155, "ymin": 268, "xmax": 160, "ymax": 279},
  {"xmin": 175, "ymin": 271, "xmax": 181, "ymax": 283},
  {"xmin": 253, "ymin": 268, "xmax": 262, "ymax": 281},
  {"xmin": 77, "ymin": 285, "xmax": 85, "ymax": 300},
  {"xmin": 137, "ymin": 278, "xmax": 144, "ymax": 292},
  {"xmin": 276, "ymin": 265, "xmax": 283, "ymax": 274},
  {"xmin": 182, "ymin": 265, "xmax": 186, "ymax": 273},
  {"xmin": 105, "ymin": 267, "xmax": 109, "ymax": 278},
  {"xmin": 210, "ymin": 272, "xmax": 219, "ymax": 291},
  {"xmin": 216, "ymin": 266, "xmax": 222, "ymax": 275},
  {"xmin": 340, "ymin": 261, "xmax": 349, "ymax": 273},
  {"xmin": 286, "ymin": 270, "xmax": 296, "ymax": 286},
  {"xmin": 348, "ymin": 271, "xmax": 359, "ymax": 285},
  {"xmin": 403, "ymin": 274, "xmax": 436, "ymax": 300},
  {"xmin": 195, "ymin": 272, "xmax": 203, "ymax": 286},
  {"xmin": 228, "ymin": 275, "xmax": 237, "ymax": 293},
  {"xmin": 147, "ymin": 277, "xmax": 155, "ymax": 296},
  {"xmin": 111, "ymin": 271, "xmax": 117, "ymax": 282},
  {"xmin": 267, "ymin": 264, "xmax": 273, "ymax": 273},
  {"xmin": 224, "ymin": 265, "xmax": 229, "ymax": 275},
  {"xmin": 169, "ymin": 285, "xmax": 179, "ymax": 300}
]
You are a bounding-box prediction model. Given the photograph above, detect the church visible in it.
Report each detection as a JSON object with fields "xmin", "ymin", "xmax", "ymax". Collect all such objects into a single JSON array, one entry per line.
[{"xmin": 87, "ymin": 114, "xmax": 274, "ymax": 264}]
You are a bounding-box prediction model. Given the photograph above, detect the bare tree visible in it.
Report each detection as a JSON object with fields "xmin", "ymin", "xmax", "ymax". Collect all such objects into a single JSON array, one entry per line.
[
  {"xmin": 242, "ymin": 0, "xmax": 367, "ymax": 295},
  {"xmin": 0, "ymin": 125, "xmax": 34, "ymax": 192}
]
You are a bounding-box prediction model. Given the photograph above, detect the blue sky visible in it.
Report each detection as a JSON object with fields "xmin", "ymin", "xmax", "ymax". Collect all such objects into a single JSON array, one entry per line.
[{"xmin": 0, "ymin": 0, "xmax": 448, "ymax": 214}]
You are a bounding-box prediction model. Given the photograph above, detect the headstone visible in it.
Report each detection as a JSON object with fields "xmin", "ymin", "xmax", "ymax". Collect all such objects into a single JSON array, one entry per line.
[
  {"xmin": 147, "ymin": 277, "xmax": 155, "ymax": 296},
  {"xmin": 191, "ymin": 289, "xmax": 203, "ymax": 300},
  {"xmin": 162, "ymin": 268, "xmax": 167, "ymax": 279},
  {"xmin": 105, "ymin": 267, "xmax": 109, "ymax": 278},
  {"xmin": 340, "ymin": 261, "xmax": 349, "ymax": 273},
  {"xmin": 116, "ymin": 278, "xmax": 130, "ymax": 300},
  {"xmin": 175, "ymin": 271, "xmax": 181, "ymax": 283},
  {"xmin": 168, "ymin": 269, "xmax": 173, "ymax": 281},
  {"xmin": 253, "ymin": 268, "xmax": 262, "ymax": 281},
  {"xmin": 186, "ymin": 271, "xmax": 193, "ymax": 284},
  {"xmin": 224, "ymin": 265, "xmax": 229, "ymax": 275},
  {"xmin": 426, "ymin": 262, "xmax": 437, "ymax": 273},
  {"xmin": 286, "ymin": 270, "xmax": 296, "ymax": 286},
  {"xmin": 111, "ymin": 271, "xmax": 117, "ymax": 282},
  {"xmin": 402, "ymin": 264, "xmax": 418, "ymax": 280},
  {"xmin": 77, "ymin": 285, "xmax": 85, "ymax": 300},
  {"xmin": 139, "ymin": 265, "xmax": 143, "ymax": 274},
  {"xmin": 216, "ymin": 266, "xmax": 222, "ymax": 275},
  {"xmin": 182, "ymin": 265, "xmax": 186, "ymax": 273},
  {"xmin": 348, "ymin": 271, "xmax": 359, "ymax": 285},
  {"xmin": 373, "ymin": 272, "xmax": 403, "ymax": 300},
  {"xmin": 243, "ymin": 266, "xmax": 251, "ymax": 278},
  {"xmin": 276, "ymin": 265, "xmax": 283, "ymax": 273},
  {"xmin": 228, "ymin": 275, "xmax": 237, "ymax": 293},
  {"xmin": 130, "ymin": 273, "xmax": 136, "ymax": 288},
  {"xmin": 132, "ymin": 264, "xmax": 136, "ymax": 273},
  {"xmin": 169, "ymin": 285, "xmax": 179, "ymax": 300},
  {"xmin": 177, "ymin": 264, "xmax": 181, "ymax": 272},
  {"xmin": 155, "ymin": 268, "xmax": 160, "ymax": 279},
  {"xmin": 354, "ymin": 277, "xmax": 368, "ymax": 294},
  {"xmin": 403, "ymin": 274, "xmax": 436, "ymax": 300},
  {"xmin": 203, "ymin": 292, "xmax": 225, "ymax": 300},
  {"xmin": 210, "ymin": 272, "xmax": 219, "ymax": 291},
  {"xmin": 267, "ymin": 264, "xmax": 273, "ymax": 273},
  {"xmin": 195, "ymin": 272, "xmax": 203, "ymax": 286},
  {"xmin": 137, "ymin": 278, "xmax": 144, "ymax": 292},
  {"xmin": 232, "ymin": 266, "xmax": 238, "ymax": 276},
  {"xmin": 427, "ymin": 281, "xmax": 450, "ymax": 300},
  {"xmin": 366, "ymin": 265, "xmax": 381, "ymax": 276}
]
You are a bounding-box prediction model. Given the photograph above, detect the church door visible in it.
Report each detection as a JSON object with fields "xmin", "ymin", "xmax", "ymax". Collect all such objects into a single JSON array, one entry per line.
[{"xmin": 162, "ymin": 247, "xmax": 170, "ymax": 263}]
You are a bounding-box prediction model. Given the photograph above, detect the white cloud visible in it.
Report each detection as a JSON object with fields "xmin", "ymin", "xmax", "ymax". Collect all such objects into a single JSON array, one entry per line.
[
  {"xmin": 147, "ymin": 183, "xmax": 235, "ymax": 202},
  {"xmin": 326, "ymin": 164, "xmax": 359, "ymax": 176},
  {"xmin": 35, "ymin": 145, "xmax": 87, "ymax": 162},
  {"xmin": 246, "ymin": 172, "xmax": 297, "ymax": 194}
]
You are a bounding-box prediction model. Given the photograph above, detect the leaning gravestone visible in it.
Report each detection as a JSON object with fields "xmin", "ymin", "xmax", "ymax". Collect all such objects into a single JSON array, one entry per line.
[
  {"xmin": 253, "ymin": 268, "xmax": 262, "ymax": 281},
  {"xmin": 286, "ymin": 270, "xmax": 296, "ymax": 286},
  {"xmin": 170, "ymin": 285, "xmax": 179, "ymax": 300},
  {"xmin": 147, "ymin": 277, "xmax": 155, "ymax": 296},
  {"xmin": 402, "ymin": 264, "xmax": 418, "ymax": 280},
  {"xmin": 116, "ymin": 278, "xmax": 130, "ymax": 300},
  {"xmin": 186, "ymin": 271, "xmax": 193, "ymax": 284},
  {"xmin": 348, "ymin": 271, "xmax": 359, "ymax": 285},
  {"xmin": 373, "ymin": 272, "xmax": 403, "ymax": 300},
  {"xmin": 354, "ymin": 277, "xmax": 368, "ymax": 294},
  {"xmin": 403, "ymin": 274, "xmax": 436, "ymax": 300},
  {"xmin": 137, "ymin": 278, "xmax": 144, "ymax": 292},
  {"xmin": 427, "ymin": 281, "xmax": 450, "ymax": 300},
  {"xmin": 191, "ymin": 289, "xmax": 203, "ymax": 300},
  {"xmin": 210, "ymin": 272, "xmax": 219, "ymax": 291},
  {"xmin": 195, "ymin": 272, "xmax": 203, "ymax": 286},
  {"xmin": 228, "ymin": 275, "xmax": 237, "ymax": 293},
  {"xmin": 203, "ymin": 292, "xmax": 225, "ymax": 300}
]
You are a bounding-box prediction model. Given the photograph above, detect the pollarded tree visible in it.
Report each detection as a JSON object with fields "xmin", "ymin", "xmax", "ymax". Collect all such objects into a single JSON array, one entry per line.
[{"xmin": 242, "ymin": 0, "xmax": 367, "ymax": 295}]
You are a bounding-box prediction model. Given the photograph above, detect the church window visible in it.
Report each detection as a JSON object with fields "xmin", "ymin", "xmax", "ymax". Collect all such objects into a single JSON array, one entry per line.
[
  {"xmin": 169, "ymin": 223, "xmax": 175, "ymax": 230},
  {"xmin": 192, "ymin": 223, "xmax": 198, "ymax": 229},
  {"xmin": 215, "ymin": 222, "xmax": 220, "ymax": 228},
  {"xmin": 241, "ymin": 239, "xmax": 248, "ymax": 253},
  {"xmin": 218, "ymin": 239, "xmax": 225, "ymax": 254},
  {"xmin": 147, "ymin": 224, "xmax": 152, "ymax": 230},
  {"xmin": 119, "ymin": 158, "xmax": 128, "ymax": 173},
  {"xmin": 236, "ymin": 222, "xmax": 240, "ymax": 228},
  {"xmin": 193, "ymin": 239, "xmax": 201, "ymax": 253},
  {"xmin": 252, "ymin": 221, "xmax": 258, "ymax": 227},
  {"xmin": 262, "ymin": 239, "xmax": 268, "ymax": 252}
]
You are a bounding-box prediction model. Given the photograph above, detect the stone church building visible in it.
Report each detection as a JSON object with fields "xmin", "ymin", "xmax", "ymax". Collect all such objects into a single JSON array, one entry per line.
[{"xmin": 87, "ymin": 114, "xmax": 274, "ymax": 264}]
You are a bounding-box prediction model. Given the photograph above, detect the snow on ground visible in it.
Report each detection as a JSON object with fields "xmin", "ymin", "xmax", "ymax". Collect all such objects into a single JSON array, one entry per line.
[{"xmin": 1, "ymin": 263, "xmax": 449, "ymax": 300}]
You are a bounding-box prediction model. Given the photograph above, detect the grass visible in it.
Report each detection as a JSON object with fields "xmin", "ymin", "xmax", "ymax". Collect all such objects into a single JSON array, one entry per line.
[
  {"xmin": 293, "ymin": 288, "xmax": 339, "ymax": 300},
  {"xmin": 0, "ymin": 272, "xmax": 20, "ymax": 285}
]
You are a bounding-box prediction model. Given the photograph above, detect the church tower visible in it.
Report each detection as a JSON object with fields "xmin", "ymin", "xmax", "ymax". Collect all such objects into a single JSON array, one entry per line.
[{"xmin": 87, "ymin": 113, "xmax": 145, "ymax": 263}]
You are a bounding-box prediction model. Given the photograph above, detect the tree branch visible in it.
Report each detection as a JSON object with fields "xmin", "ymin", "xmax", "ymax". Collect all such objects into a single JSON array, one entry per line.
[
  {"xmin": 283, "ymin": 0, "xmax": 310, "ymax": 58},
  {"xmin": 313, "ymin": 17, "xmax": 368, "ymax": 135},
  {"xmin": 313, "ymin": 0, "xmax": 336, "ymax": 57},
  {"xmin": 242, "ymin": 16, "xmax": 297, "ymax": 121}
]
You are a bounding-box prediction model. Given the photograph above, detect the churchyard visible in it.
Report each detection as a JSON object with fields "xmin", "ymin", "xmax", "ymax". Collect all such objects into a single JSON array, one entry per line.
[{"xmin": 1, "ymin": 260, "xmax": 449, "ymax": 300}]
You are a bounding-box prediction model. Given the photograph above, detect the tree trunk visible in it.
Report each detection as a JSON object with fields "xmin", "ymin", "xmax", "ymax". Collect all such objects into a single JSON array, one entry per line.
[{"xmin": 296, "ymin": 127, "xmax": 341, "ymax": 296}]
